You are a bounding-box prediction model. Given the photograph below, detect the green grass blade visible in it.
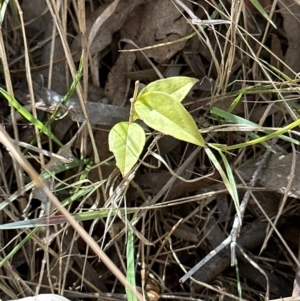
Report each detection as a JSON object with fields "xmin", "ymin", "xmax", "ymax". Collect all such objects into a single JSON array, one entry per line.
[
  {"xmin": 205, "ymin": 146, "xmax": 241, "ymax": 222},
  {"xmin": 0, "ymin": 158, "xmax": 90, "ymax": 211},
  {"xmin": 212, "ymin": 107, "xmax": 300, "ymax": 146},
  {"xmin": 0, "ymin": 228, "xmax": 39, "ymax": 267},
  {"xmin": 46, "ymin": 52, "xmax": 84, "ymax": 126},
  {"xmin": 226, "ymin": 118, "xmax": 300, "ymax": 150},
  {"xmin": 60, "ymin": 184, "xmax": 97, "ymax": 207},
  {"xmin": 74, "ymin": 160, "xmax": 93, "ymax": 193},
  {"xmin": 0, "ymin": 207, "xmax": 138, "ymax": 229},
  {"xmin": 217, "ymin": 148, "xmax": 240, "ymax": 219},
  {"xmin": 266, "ymin": 63, "xmax": 294, "ymax": 82},
  {"xmin": 0, "ymin": 88, "xmax": 62, "ymax": 146},
  {"xmin": 227, "ymin": 90, "xmax": 244, "ymax": 113},
  {"xmin": 126, "ymin": 214, "xmax": 138, "ymax": 301},
  {"xmin": 249, "ymin": 0, "xmax": 276, "ymax": 28}
]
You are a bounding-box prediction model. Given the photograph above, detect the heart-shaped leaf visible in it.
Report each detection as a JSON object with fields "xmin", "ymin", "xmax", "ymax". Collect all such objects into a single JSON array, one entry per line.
[
  {"xmin": 135, "ymin": 91, "xmax": 205, "ymax": 147},
  {"xmin": 138, "ymin": 77, "xmax": 198, "ymax": 102},
  {"xmin": 109, "ymin": 122, "xmax": 146, "ymax": 176}
]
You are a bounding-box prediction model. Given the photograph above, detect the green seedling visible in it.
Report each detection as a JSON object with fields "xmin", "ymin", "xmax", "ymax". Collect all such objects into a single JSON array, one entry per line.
[
  {"xmin": 108, "ymin": 76, "xmax": 205, "ymax": 177},
  {"xmin": 108, "ymin": 76, "xmax": 240, "ymax": 220}
]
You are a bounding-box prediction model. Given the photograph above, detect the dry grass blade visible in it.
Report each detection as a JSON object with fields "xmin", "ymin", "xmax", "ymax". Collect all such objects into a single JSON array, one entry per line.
[
  {"xmin": 1, "ymin": 0, "xmax": 300, "ymax": 300},
  {"xmin": 0, "ymin": 124, "xmax": 143, "ymax": 301}
]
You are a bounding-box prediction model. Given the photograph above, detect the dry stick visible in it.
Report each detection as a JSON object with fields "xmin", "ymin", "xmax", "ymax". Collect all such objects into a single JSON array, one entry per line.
[
  {"xmin": 180, "ymin": 141, "xmax": 275, "ymax": 283},
  {"xmin": 229, "ymin": 145, "xmax": 274, "ymax": 265},
  {"xmin": 0, "ymin": 125, "xmax": 144, "ymax": 301}
]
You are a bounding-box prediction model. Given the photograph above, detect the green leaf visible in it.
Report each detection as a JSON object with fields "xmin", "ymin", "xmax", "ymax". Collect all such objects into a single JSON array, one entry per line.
[
  {"xmin": 109, "ymin": 122, "xmax": 146, "ymax": 176},
  {"xmin": 138, "ymin": 76, "xmax": 198, "ymax": 102},
  {"xmin": 135, "ymin": 91, "xmax": 205, "ymax": 147}
]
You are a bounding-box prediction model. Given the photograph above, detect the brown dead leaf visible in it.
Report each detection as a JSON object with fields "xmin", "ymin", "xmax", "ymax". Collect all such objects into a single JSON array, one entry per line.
[
  {"xmin": 270, "ymin": 34, "xmax": 284, "ymax": 71},
  {"xmin": 88, "ymin": 0, "xmax": 121, "ymax": 49},
  {"xmin": 238, "ymin": 152, "xmax": 300, "ymax": 198},
  {"xmin": 120, "ymin": 0, "xmax": 192, "ymax": 63},
  {"xmin": 248, "ymin": 103, "xmax": 281, "ymax": 124},
  {"xmin": 163, "ymin": 219, "xmax": 199, "ymax": 243},
  {"xmin": 134, "ymin": 172, "xmax": 171, "ymax": 194},
  {"xmin": 105, "ymin": 50, "xmax": 136, "ymax": 106},
  {"xmin": 105, "ymin": 0, "xmax": 193, "ymax": 105},
  {"xmin": 248, "ymin": 191, "xmax": 280, "ymax": 219},
  {"xmin": 238, "ymin": 261, "xmax": 291, "ymax": 297},
  {"xmin": 21, "ymin": 0, "xmax": 49, "ymax": 35},
  {"xmin": 278, "ymin": 0, "xmax": 300, "ymax": 77},
  {"xmin": 21, "ymin": 1, "xmax": 65, "ymax": 74},
  {"xmin": 216, "ymin": 193, "xmax": 231, "ymax": 222},
  {"xmin": 281, "ymin": 216, "xmax": 300, "ymax": 248},
  {"xmin": 71, "ymin": 0, "xmax": 149, "ymax": 60}
]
